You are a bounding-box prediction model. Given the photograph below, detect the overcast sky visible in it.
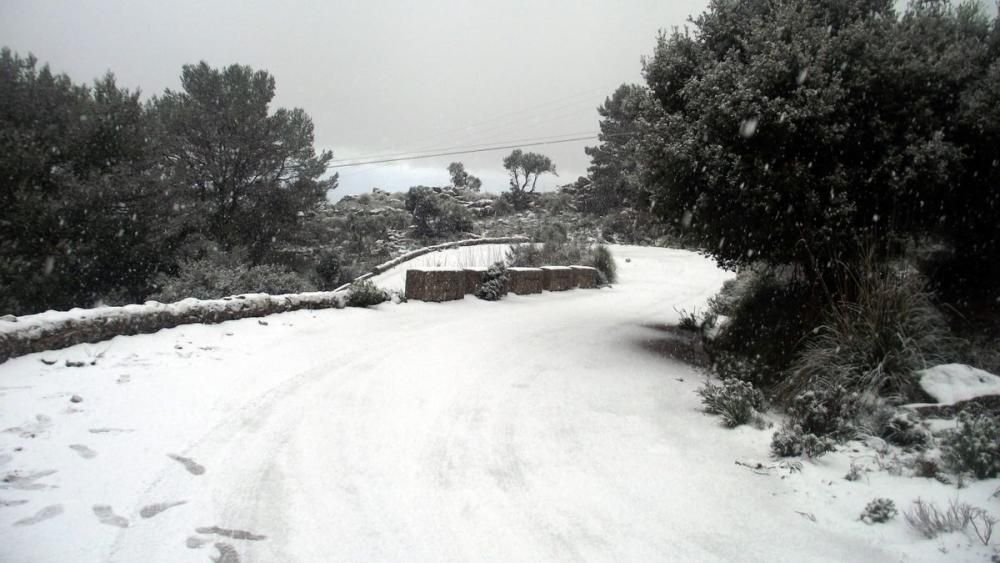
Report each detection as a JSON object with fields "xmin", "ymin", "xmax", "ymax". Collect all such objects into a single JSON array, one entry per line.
[{"xmin": 1, "ymin": 0, "xmax": 709, "ymax": 199}]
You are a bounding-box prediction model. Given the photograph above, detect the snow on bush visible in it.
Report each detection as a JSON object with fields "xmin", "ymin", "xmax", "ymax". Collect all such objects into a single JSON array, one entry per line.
[
  {"xmin": 770, "ymin": 425, "xmax": 835, "ymax": 459},
  {"xmin": 697, "ymin": 378, "xmax": 766, "ymax": 428},
  {"xmin": 346, "ymin": 280, "xmax": 389, "ymax": 308},
  {"xmin": 473, "ymin": 262, "xmax": 510, "ymax": 302},
  {"xmin": 786, "ymin": 386, "xmax": 860, "ymax": 440},
  {"xmin": 942, "ymin": 413, "xmax": 1000, "ymax": 479},
  {"xmin": 918, "ymin": 364, "xmax": 1000, "ymax": 405},
  {"xmin": 860, "ymin": 498, "xmax": 898, "ymax": 524}
]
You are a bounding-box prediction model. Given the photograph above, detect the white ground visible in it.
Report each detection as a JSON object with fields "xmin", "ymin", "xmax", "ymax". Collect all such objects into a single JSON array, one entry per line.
[{"xmin": 1, "ymin": 246, "xmax": 997, "ymax": 562}]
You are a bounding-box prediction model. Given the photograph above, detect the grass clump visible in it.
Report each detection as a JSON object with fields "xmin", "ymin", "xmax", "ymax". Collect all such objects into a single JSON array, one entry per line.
[
  {"xmin": 783, "ymin": 265, "xmax": 956, "ymax": 402},
  {"xmin": 904, "ymin": 499, "xmax": 997, "ymax": 545}
]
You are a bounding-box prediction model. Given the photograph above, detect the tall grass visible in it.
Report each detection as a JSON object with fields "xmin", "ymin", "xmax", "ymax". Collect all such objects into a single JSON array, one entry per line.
[{"xmin": 782, "ymin": 259, "xmax": 958, "ymax": 402}]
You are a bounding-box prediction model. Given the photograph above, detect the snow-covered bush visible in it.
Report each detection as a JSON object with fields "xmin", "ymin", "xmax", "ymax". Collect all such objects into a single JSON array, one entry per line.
[
  {"xmin": 346, "ymin": 280, "xmax": 389, "ymax": 308},
  {"xmin": 785, "ymin": 386, "xmax": 859, "ymax": 440},
  {"xmin": 697, "ymin": 379, "xmax": 766, "ymax": 427},
  {"xmin": 474, "ymin": 262, "xmax": 510, "ymax": 302},
  {"xmin": 942, "ymin": 413, "xmax": 1000, "ymax": 479},
  {"xmin": 861, "ymin": 498, "xmax": 898, "ymax": 524},
  {"xmin": 771, "ymin": 425, "xmax": 835, "ymax": 459},
  {"xmin": 153, "ymin": 258, "xmax": 315, "ymax": 302}
]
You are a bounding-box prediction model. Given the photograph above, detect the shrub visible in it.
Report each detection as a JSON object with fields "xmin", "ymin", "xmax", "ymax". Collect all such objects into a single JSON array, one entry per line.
[
  {"xmin": 590, "ymin": 244, "xmax": 616, "ymax": 284},
  {"xmin": 492, "ymin": 195, "xmax": 514, "ymax": 216},
  {"xmin": 784, "ymin": 266, "xmax": 957, "ymax": 402},
  {"xmin": 771, "ymin": 425, "xmax": 835, "ymax": 459},
  {"xmin": 346, "ymin": 280, "xmax": 389, "ymax": 308},
  {"xmin": 697, "ymin": 379, "xmax": 766, "ymax": 428},
  {"xmin": 152, "ymin": 258, "xmax": 315, "ymax": 302},
  {"xmin": 942, "ymin": 413, "xmax": 1000, "ymax": 479},
  {"xmin": 785, "ymin": 385, "xmax": 860, "ymax": 440},
  {"xmin": 861, "ymin": 498, "xmax": 898, "ymax": 524},
  {"xmin": 474, "ymin": 262, "xmax": 510, "ymax": 302},
  {"xmin": 904, "ymin": 499, "xmax": 997, "ymax": 545},
  {"xmin": 404, "ymin": 186, "xmax": 475, "ymax": 238},
  {"xmin": 705, "ymin": 268, "xmax": 820, "ymax": 389},
  {"xmin": 314, "ymin": 251, "xmax": 344, "ymax": 290}
]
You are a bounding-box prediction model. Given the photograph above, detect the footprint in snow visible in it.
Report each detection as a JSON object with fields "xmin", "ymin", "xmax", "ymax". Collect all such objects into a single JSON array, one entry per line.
[
  {"xmin": 69, "ymin": 445, "xmax": 97, "ymax": 459},
  {"xmin": 3, "ymin": 415, "xmax": 52, "ymax": 439},
  {"xmin": 212, "ymin": 542, "xmax": 241, "ymax": 562},
  {"xmin": 12, "ymin": 504, "xmax": 63, "ymax": 526},
  {"xmin": 0, "ymin": 453, "xmax": 12, "ymax": 467},
  {"xmin": 1, "ymin": 469, "xmax": 57, "ymax": 490},
  {"xmin": 88, "ymin": 428, "xmax": 134, "ymax": 434},
  {"xmin": 139, "ymin": 500, "xmax": 187, "ymax": 519},
  {"xmin": 168, "ymin": 454, "xmax": 205, "ymax": 475},
  {"xmin": 195, "ymin": 526, "xmax": 267, "ymax": 541},
  {"xmin": 0, "ymin": 499, "xmax": 29, "ymax": 508},
  {"xmin": 92, "ymin": 505, "xmax": 130, "ymax": 528},
  {"xmin": 186, "ymin": 535, "xmax": 210, "ymax": 549}
]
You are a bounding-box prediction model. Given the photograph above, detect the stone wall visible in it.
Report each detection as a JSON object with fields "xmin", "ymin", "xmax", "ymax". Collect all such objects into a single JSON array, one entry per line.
[
  {"xmin": 508, "ymin": 268, "xmax": 544, "ymax": 294},
  {"xmin": 405, "ymin": 269, "xmax": 466, "ymax": 302},
  {"xmin": 0, "ymin": 291, "xmax": 348, "ymax": 364},
  {"xmin": 462, "ymin": 268, "xmax": 489, "ymax": 294},
  {"xmin": 570, "ymin": 266, "xmax": 599, "ymax": 289},
  {"xmin": 541, "ymin": 267, "xmax": 575, "ymax": 291}
]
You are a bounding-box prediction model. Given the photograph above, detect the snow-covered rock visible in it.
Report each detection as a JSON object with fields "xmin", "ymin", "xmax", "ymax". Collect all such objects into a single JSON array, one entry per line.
[{"xmin": 918, "ymin": 363, "xmax": 1000, "ymax": 405}]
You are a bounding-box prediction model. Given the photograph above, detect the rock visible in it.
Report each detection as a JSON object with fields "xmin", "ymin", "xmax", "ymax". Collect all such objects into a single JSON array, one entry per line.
[{"xmin": 0, "ymin": 314, "xmax": 16, "ymax": 322}]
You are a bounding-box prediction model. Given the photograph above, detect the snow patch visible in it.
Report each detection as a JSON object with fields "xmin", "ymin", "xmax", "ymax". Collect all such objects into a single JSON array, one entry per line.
[{"xmin": 918, "ymin": 363, "xmax": 1000, "ymax": 405}]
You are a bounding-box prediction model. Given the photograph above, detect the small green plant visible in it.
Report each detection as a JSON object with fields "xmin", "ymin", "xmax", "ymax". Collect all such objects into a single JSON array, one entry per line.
[
  {"xmin": 697, "ymin": 379, "xmax": 766, "ymax": 428},
  {"xmin": 942, "ymin": 413, "xmax": 1000, "ymax": 479},
  {"xmin": 346, "ymin": 279, "xmax": 389, "ymax": 308},
  {"xmin": 861, "ymin": 498, "xmax": 898, "ymax": 524}
]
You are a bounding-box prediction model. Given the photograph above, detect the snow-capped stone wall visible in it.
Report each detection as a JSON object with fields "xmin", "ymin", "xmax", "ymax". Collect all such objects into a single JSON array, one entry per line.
[{"xmin": 0, "ymin": 291, "xmax": 348, "ymax": 364}]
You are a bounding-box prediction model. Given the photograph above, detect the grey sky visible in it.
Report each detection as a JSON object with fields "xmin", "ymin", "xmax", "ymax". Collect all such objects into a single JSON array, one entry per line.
[{"xmin": 1, "ymin": 0, "xmax": 708, "ymax": 199}]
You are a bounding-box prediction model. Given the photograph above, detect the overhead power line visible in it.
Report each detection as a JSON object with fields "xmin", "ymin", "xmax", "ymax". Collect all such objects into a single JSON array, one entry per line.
[
  {"xmin": 326, "ymin": 134, "xmax": 599, "ymax": 169},
  {"xmin": 329, "ymin": 131, "xmax": 600, "ymax": 165}
]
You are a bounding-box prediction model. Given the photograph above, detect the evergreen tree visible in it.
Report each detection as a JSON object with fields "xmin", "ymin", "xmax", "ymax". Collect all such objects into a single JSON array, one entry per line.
[
  {"xmin": 154, "ymin": 62, "xmax": 336, "ymax": 262},
  {"xmin": 639, "ymin": 0, "xmax": 996, "ymax": 277}
]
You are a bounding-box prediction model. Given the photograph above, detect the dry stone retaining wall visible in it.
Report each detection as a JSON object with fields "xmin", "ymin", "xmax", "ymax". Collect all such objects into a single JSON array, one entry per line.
[
  {"xmin": 405, "ymin": 269, "xmax": 466, "ymax": 302},
  {"xmin": 508, "ymin": 268, "xmax": 544, "ymax": 295},
  {"xmin": 571, "ymin": 266, "xmax": 599, "ymax": 289},
  {"xmin": 541, "ymin": 266, "xmax": 575, "ymax": 291},
  {"xmin": 0, "ymin": 291, "xmax": 348, "ymax": 365}
]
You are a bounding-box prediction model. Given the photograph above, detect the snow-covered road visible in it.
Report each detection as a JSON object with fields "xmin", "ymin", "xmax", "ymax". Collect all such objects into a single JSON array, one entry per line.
[{"xmin": 0, "ymin": 246, "xmax": 950, "ymax": 562}]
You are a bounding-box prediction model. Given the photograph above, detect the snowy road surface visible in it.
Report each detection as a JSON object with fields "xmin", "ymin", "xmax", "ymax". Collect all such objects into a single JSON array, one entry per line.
[{"xmin": 0, "ymin": 246, "xmax": 960, "ymax": 561}]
